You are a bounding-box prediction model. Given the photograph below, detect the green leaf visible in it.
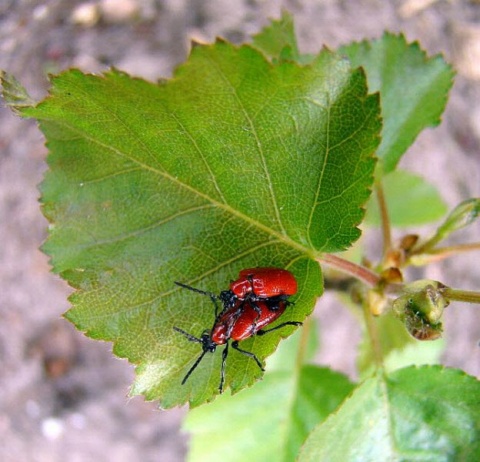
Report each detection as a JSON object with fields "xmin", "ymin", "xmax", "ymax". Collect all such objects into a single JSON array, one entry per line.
[
  {"xmin": 14, "ymin": 40, "xmax": 380, "ymax": 407},
  {"xmin": 252, "ymin": 11, "xmax": 300, "ymax": 61},
  {"xmin": 0, "ymin": 70, "xmax": 36, "ymax": 114},
  {"xmin": 299, "ymin": 366, "xmax": 480, "ymax": 462},
  {"xmin": 185, "ymin": 363, "xmax": 354, "ymax": 462},
  {"xmin": 365, "ymin": 169, "xmax": 447, "ymax": 227},
  {"xmin": 341, "ymin": 33, "xmax": 454, "ymax": 173},
  {"xmin": 436, "ymin": 198, "xmax": 480, "ymax": 236},
  {"xmin": 420, "ymin": 198, "xmax": 480, "ymax": 250}
]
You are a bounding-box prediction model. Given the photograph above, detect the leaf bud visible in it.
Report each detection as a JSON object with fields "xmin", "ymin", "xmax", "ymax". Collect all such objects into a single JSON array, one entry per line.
[{"xmin": 392, "ymin": 280, "xmax": 449, "ymax": 340}]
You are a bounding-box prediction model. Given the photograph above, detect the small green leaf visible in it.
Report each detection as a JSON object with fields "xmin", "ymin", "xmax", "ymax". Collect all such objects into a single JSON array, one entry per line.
[
  {"xmin": 0, "ymin": 71, "xmax": 36, "ymax": 114},
  {"xmin": 422, "ymin": 198, "xmax": 480, "ymax": 250},
  {"xmin": 365, "ymin": 169, "xmax": 447, "ymax": 227},
  {"xmin": 185, "ymin": 364, "xmax": 354, "ymax": 462},
  {"xmin": 341, "ymin": 33, "xmax": 454, "ymax": 173},
  {"xmin": 252, "ymin": 11, "xmax": 300, "ymax": 61},
  {"xmin": 299, "ymin": 366, "xmax": 480, "ymax": 462},
  {"xmin": 437, "ymin": 198, "xmax": 480, "ymax": 235}
]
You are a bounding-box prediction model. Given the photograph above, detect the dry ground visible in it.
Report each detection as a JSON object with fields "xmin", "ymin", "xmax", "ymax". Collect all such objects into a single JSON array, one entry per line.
[{"xmin": 1, "ymin": 1, "xmax": 479, "ymax": 461}]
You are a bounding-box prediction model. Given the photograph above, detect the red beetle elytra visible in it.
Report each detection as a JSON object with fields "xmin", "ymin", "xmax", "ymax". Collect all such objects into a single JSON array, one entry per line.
[
  {"xmin": 173, "ymin": 267, "xmax": 300, "ymax": 392},
  {"xmin": 230, "ymin": 267, "xmax": 298, "ymax": 301}
]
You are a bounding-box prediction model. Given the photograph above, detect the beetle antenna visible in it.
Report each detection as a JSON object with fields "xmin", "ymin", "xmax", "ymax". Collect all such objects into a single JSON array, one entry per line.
[
  {"xmin": 175, "ymin": 281, "xmax": 222, "ymax": 317},
  {"xmin": 174, "ymin": 281, "xmax": 217, "ymax": 299},
  {"xmin": 173, "ymin": 326, "xmax": 202, "ymax": 343}
]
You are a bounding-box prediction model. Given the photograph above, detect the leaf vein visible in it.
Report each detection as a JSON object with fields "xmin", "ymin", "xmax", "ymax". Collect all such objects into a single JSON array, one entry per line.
[
  {"xmin": 205, "ymin": 54, "xmax": 288, "ymax": 237},
  {"xmin": 46, "ymin": 116, "xmax": 310, "ymax": 256},
  {"xmin": 169, "ymin": 112, "xmax": 228, "ymax": 204},
  {"xmin": 75, "ymin": 204, "xmax": 215, "ymax": 250}
]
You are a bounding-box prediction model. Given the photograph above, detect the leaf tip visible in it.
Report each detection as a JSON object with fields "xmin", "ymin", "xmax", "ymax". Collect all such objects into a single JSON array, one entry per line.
[
  {"xmin": 0, "ymin": 70, "xmax": 37, "ymax": 115},
  {"xmin": 190, "ymin": 38, "xmax": 207, "ymax": 49}
]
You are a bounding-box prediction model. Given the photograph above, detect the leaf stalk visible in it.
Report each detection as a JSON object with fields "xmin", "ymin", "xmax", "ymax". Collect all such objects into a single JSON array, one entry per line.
[{"xmin": 319, "ymin": 253, "xmax": 381, "ymax": 287}]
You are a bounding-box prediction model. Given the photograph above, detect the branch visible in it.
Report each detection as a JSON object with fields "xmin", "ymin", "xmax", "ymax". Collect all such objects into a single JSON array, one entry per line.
[
  {"xmin": 375, "ymin": 180, "xmax": 392, "ymax": 261},
  {"xmin": 442, "ymin": 288, "xmax": 480, "ymax": 304}
]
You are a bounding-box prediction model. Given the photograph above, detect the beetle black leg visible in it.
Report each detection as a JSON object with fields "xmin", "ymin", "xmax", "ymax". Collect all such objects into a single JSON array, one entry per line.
[
  {"xmin": 219, "ymin": 341, "xmax": 230, "ymax": 393},
  {"xmin": 256, "ymin": 321, "xmax": 302, "ymax": 336},
  {"xmin": 181, "ymin": 350, "xmax": 208, "ymax": 385},
  {"xmin": 231, "ymin": 340, "xmax": 265, "ymax": 371}
]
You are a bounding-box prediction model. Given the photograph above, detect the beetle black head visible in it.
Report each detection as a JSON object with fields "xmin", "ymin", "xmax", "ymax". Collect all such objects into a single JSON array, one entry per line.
[
  {"xmin": 200, "ymin": 331, "xmax": 217, "ymax": 353},
  {"xmin": 174, "ymin": 327, "xmax": 218, "ymax": 386},
  {"xmin": 219, "ymin": 289, "xmax": 236, "ymax": 307}
]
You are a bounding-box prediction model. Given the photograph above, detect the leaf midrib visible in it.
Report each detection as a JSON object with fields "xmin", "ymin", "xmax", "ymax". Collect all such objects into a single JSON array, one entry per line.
[
  {"xmin": 204, "ymin": 51, "xmax": 288, "ymax": 236},
  {"xmin": 45, "ymin": 116, "xmax": 314, "ymax": 258}
]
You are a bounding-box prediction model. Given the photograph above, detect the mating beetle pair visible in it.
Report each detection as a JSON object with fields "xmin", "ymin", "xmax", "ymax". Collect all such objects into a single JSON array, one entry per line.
[{"xmin": 174, "ymin": 267, "xmax": 301, "ymax": 393}]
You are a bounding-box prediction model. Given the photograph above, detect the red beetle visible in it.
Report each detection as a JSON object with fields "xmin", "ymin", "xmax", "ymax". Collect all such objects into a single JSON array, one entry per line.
[
  {"xmin": 230, "ymin": 267, "xmax": 298, "ymax": 301},
  {"xmin": 173, "ymin": 270, "xmax": 301, "ymax": 393},
  {"xmin": 212, "ymin": 298, "xmax": 291, "ymax": 344}
]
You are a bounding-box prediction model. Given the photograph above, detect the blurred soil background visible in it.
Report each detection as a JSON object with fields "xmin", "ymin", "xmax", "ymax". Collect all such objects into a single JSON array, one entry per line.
[{"xmin": 1, "ymin": 1, "xmax": 480, "ymax": 461}]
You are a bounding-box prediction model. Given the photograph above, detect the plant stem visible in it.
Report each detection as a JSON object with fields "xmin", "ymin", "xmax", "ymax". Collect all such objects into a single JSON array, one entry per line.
[
  {"xmin": 319, "ymin": 253, "xmax": 381, "ymax": 287},
  {"xmin": 296, "ymin": 316, "xmax": 311, "ymax": 367},
  {"xmin": 428, "ymin": 241, "xmax": 480, "ymax": 257},
  {"xmin": 442, "ymin": 287, "xmax": 480, "ymax": 304},
  {"xmin": 362, "ymin": 298, "xmax": 384, "ymax": 368},
  {"xmin": 409, "ymin": 242, "xmax": 480, "ymax": 265},
  {"xmin": 375, "ymin": 181, "xmax": 392, "ymax": 261},
  {"xmin": 319, "ymin": 254, "xmax": 385, "ymax": 367}
]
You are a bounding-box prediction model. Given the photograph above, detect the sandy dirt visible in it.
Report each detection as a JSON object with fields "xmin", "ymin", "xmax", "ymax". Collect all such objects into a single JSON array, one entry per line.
[{"xmin": 1, "ymin": 1, "xmax": 479, "ymax": 461}]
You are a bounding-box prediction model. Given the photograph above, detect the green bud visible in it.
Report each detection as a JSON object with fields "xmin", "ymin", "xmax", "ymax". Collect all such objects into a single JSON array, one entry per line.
[{"xmin": 392, "ymin": 280, "xmax": 449, "ymax": 341}]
